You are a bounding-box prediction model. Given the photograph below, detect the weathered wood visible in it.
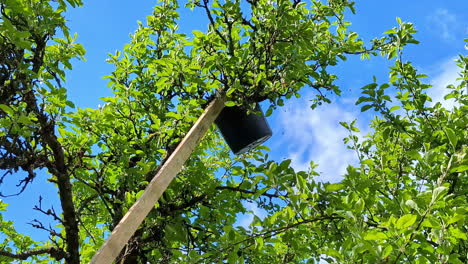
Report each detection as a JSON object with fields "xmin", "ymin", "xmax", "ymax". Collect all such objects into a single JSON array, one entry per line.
[{"xmin": 90, "ymin": 95, "xmax": 226, "ymax": 264}]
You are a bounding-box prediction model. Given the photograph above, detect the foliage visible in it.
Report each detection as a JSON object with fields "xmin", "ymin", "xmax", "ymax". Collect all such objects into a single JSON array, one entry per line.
[
  {"xmin": 0, "ymin": 0, "xmax": 466, "ymax": 263},
  {"xmin": 1, "ymin": 0, "xmax": 84, "ymax": 263},
  {"xmin": 331, "ymin": 55, "xmax": 468, "ymax": 263}
]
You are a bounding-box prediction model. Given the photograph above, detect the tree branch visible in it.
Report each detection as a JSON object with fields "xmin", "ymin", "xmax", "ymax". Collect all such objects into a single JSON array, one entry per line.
[
  {"xmin": 216, "ymin": 185, "xmax": 281, "ymax": 199},
  {"xmin": 200, "ymin": 0, "xmax": 228, "ymax": 45},
  {"xmin": 0, "ymin": 247, "xmax": 66, "ymax": 261},
  {"xmin": 22, "ymin": 48, "xmax": 80, "ymax": 264}
]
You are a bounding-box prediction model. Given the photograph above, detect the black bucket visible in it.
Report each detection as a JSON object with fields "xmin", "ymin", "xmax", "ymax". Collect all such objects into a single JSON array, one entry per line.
[{"xmin": 215, "ymin": 103, "xmax": 272, "ymax": 155}]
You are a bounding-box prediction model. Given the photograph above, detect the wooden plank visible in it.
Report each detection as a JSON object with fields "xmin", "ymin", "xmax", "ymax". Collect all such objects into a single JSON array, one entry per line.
[{"xmin": 90, "ymin": 95, "xmax": 226, "ymax": 264}]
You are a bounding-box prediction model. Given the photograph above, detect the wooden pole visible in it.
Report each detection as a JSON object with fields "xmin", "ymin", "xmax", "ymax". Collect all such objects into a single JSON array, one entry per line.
[{"xmin": 90, "ymin": 95, "xmax": 226, "ymax": 264}]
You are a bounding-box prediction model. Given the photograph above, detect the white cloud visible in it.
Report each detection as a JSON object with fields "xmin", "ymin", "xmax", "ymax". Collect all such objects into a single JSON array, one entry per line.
[
  {"xmin": 427, "ymin": 57, "xmax": 461, "ymax": 109},
  {"xmin": 272, "ymin": 96, "xmax": 364, "ymax": 183},
  {"xmin": 236, "ymin": 201, "xmax": 267, "ymax": 228},
  {"xmin": 427, "ymin": 9, "xmax": 458, "ymax": 41}
]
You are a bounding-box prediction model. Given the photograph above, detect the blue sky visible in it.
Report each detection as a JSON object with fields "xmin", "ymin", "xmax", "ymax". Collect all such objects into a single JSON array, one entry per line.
[{"xmin": 2, "ymin": 0, "xmax": 467, "ymax": 248}]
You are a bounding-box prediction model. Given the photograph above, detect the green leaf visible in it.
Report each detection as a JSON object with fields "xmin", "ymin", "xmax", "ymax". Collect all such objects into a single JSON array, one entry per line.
[
  {"xmin": 279, "ymin": 159, "xmax": 291, "ymax": 170},
  {"xmin": 350, "ymin": 124, "xmax": 360, "ymax": 132},
  {"xmin": 447, "ymin": 214, "xmax": 465, "ymax": 225},
  {"xmin": 355, "ymin": 198, "xmax": 365, "ymax": 213},
  {"xmin": 355, "ymin": 96, "xmax": 373, "ymax": 105},
  {"xmin": 226, "ymin": 88, "xmax": 236, "ymax": 96},
  {"xmin": 364, "ymin": 231, "xmax": 387, "ymax": 240},
  {"xmin": 389, "ymin": 105, "xmax": 401, "ymax": 112},
  {"xmin": 450, "ymin": 228, "xmax": 467, "ymax": 240},
  {"xmin": 265, "ymin": 106, "xmax": 273, "ymax": 117},
  {"xmin": 396, "ymin": 214, "xmax": 417, "ymax": 229},
  {"xmin": 382, "ymin": 245, "xmax": 393, "ymax": 258},
  {"xmin": 0, "ymin": 104, "xmax": 14, "ymax": 115},
  {"xmin": 277, "ymin": 98, "xmax": 284, "ymax": 106},
  {"xmin": 325, "ymin": 183, "xmax": 344, "ymax": 192},
  {"xmin": 17, "ymin": 115, "xmax": 33, "ymax": 125},
  {"xmin": 135, "ymin": 190, "xmax": 144, "ymax": 199},
  {"xmin": 421, "ymin": 216, "xmax": 441, "ymax": 228},
  {"xmin": 339, "ymin": 121, "xmax": 349, "ymax": 129},
  {"xmin": 405, "ymin": 200, "xmax": 419, "ymax": 211},
  {"xmin": 388, "ymin": 49, "xmax": 398, "ymax": 59},
  {"xmin": 255, "ymin": 236, "xmax": 264, "ymax": 250},
  {"xmin": 431, "ymin": 186, "xmax": 447, "ymax": 203},
  {"xmin": 450, "ymin": 165, "xmax": 468, "ymax": 173},
  {"xmin": 225, "ymin": 101, "xmax": 236, "ymax": 107},
  {"xmin": 166, "ymin": 112, "xmax": 182, "ymax": 120},
  {"xmin": 100, "ymin": 97, "xmax": 116, "ymax": 103},
  {"xmin": 445, "ymin": 127, "xmax": 458, "ymax": 149},
  {"xmin": 0, "ymin": 200, "xmax": 7, "ymax": 211},
  {"xmin": 406, "ymin": 150, "xmax": 421, "ymax": 160},
  {"xmin": 66, "ymin": 100, "xmax": 76, "ymax": 108},
  {"xmin": 227, "ymin": 251, "xmax": 238, "ymax": 263},
  {"xmin": 192, "ymin": 30, "xmax": 204, "ymax": 38},
  {"xmin": 361, "ymin": 105, "xmax": 372, "ymax": 112},
  {"xmin": 444, "ymin": 93, "xmax": 457, "ymax": 100}
]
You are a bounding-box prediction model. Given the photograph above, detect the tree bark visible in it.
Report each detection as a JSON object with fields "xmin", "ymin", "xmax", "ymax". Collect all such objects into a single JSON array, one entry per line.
[{"xmin": 23, "ymin": 90, "xmax": 80, "ymax": 264}]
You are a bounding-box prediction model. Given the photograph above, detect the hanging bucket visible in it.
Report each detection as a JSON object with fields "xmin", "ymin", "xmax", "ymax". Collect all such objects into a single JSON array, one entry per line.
[{"xmin": 215, "ymin": 103, "xmax": 272, "ymax": 155}]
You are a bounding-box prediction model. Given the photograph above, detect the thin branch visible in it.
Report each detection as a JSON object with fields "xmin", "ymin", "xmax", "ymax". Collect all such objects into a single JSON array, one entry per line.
[
  {"xmin": 216, "ymin": 185, "xmax": 282, "ymax": 199},
  {"xmin": 200, "ymin": 0, "xmax": 228, "ymax": 45},
  {"xmin": 33, "ymin": 196, "xmax": 63, "ymax": 223},
  {"xmin": 77, "ymin": 215, "xmax": 98, "ymax": 246},
  {"xmin": 28, "ymin": 219, "xmax": 64, "ymax": 240},
  {"xmin": 0, "ymin": 247, "xmax": 66, "ymax": 261}
]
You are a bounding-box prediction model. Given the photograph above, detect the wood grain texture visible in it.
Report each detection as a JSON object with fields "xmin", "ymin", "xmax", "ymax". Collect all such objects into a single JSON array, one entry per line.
[{"xmin": 90, "ymin": 95, "xmax": 226, "ymax": 264}]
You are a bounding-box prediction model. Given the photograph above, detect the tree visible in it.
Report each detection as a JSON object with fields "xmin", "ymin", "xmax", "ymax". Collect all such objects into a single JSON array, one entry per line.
[{"xmin": 0, "ymin": 0, "xmax": 466, "ymax": 263}]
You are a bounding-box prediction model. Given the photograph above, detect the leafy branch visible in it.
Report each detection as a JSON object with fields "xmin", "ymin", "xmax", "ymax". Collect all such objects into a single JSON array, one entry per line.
[{"xmin": 201, "ymin": 215, "xmax": 343, "ymax": 263}]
